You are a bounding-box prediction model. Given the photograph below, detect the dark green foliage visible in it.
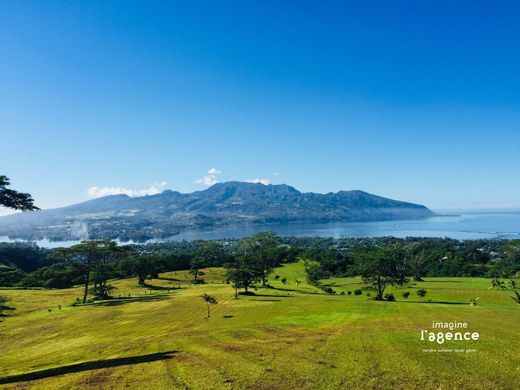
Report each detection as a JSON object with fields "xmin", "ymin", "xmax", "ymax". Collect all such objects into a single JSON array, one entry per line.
[
  {"xmin": 384, "ymin": 293, "xmax": 395, "ymax": 301},
  {"xmin": 347, "ymin": 291, "xmax": 352, "ymax": 295},
  {"xmin": 354, "ymin": 289, "xmax": 362, "ymax": 296},
  {"xmin": 358, "ymin": 246, "xmax": 406, "ymax": 300},
  {"xmin": 417, "ymin": 288, "xmax": 427, "ymax": 298},
  {"xmin": 0, "ymin": 175, "xmax": 39, "ymax": 211},
  {"xmin": 0, "ymin": 266, "xmax": 26, "ymax": 286},
  {"xmin": 224, "ymin": 260, "xmax": 260, "ymax": 299},
  {"xmin": 52, "ymin": 240, "xmax": 127, "ymax": 302},
  {"xmin": 19, "ymin": 262, "xmax": 84, "ymax": 288},
  {"xmin": 402, "ymin": 291, "xmax": 410, "ymax": 299},
  {"xmin": 232, "ymin": 232, "xmax": 280, "ymax": 286},
  {"xmin": 303, "ymin": 259, "xmax": 327, "ymax": 285},
  {"xmin": 320, "ymin": 285, "xmax": 335, "ymax": 294},
  {"xmin": 120, "ymin": 255, "xmax": 161, "ymax": 285},
  {"xmin": 0, "ymin": 243, "xmax": 54, "ymax": 272}
]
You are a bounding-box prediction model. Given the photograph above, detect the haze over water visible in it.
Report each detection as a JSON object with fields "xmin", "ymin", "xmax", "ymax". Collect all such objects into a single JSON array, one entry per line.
[{"xmin": 2, "ymin": 212, "xmax": 519, "ymax": 248}]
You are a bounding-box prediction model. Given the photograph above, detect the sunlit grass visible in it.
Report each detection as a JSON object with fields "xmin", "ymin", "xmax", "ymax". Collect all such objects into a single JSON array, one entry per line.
[{"xmin": 0, "ymin": 262, "xmax": 519, "ymax": 389}]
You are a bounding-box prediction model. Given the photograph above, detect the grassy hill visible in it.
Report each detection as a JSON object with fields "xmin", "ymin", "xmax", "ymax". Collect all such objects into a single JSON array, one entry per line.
[{"xmin": 0, "ymin": 261, "xmax": 518, "ymax": 389}]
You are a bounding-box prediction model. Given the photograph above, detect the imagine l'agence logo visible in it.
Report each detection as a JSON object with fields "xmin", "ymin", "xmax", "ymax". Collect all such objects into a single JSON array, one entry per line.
[{"xmin": 420, "ymin": 321, "xmax": 480, "ymax": 347}]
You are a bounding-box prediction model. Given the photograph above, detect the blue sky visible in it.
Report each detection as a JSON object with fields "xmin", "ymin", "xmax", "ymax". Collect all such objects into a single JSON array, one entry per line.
[{"xmin": 1, "ymin": 0, "xmax": 519, "ymax": 213}]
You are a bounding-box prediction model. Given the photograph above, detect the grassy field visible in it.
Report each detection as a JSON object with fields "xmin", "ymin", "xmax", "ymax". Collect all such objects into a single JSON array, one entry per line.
[{"xmin": 1, "ymin": 261, "xmax": 519, "ymax": 389}]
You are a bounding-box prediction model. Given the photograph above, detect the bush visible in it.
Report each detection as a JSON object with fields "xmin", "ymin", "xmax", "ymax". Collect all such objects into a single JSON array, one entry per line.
[
  {"xmin": 402, "ymin": 291, "xmax": 410, "ymax": 299},
  {"xmin": 347, "ymin": 291, "xmax": 352, "ymax": 295},
  {"xmin": 281, "ymin": 277, "xmax": 287, "ymax": 284},
  {"xmin": 320, "ymin": 285, "xmax": 335, "ymax": 294},
  {"xmin": 417, "ymin": 288, "xmax": 427, "ymax": 298},
  {"xmin": 274, "ymin": 275, "xmax": 280, "ymax": 280},
  {"xmin": 384, "ymin": 293, "xmax": 396, "ymax": 301},
  {"xmin": 354, "ymin": 289, "xmax": 362, "ymax": 296}
]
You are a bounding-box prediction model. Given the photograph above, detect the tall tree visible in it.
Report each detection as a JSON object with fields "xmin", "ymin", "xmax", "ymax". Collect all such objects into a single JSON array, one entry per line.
[
  {"xmin": 225, "ymin": 263, "xmax": 259, "ymax": 298},
  {"xmin": 0, "ymin": 175, "xmax": 39, "ymax": 211},
  {"xmin": 53, "ymin": 240, "xmax": 123, "ymax": 302},
  {"xmin": 358, "ymin": 247, "xmax": 404, "ymax": 300},
  {"xmin": 233, "ymin": 232, "xmax": 279, "ymax": 286}
]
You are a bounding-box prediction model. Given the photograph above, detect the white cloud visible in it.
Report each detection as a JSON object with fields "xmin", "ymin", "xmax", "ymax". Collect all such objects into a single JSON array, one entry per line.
[
  {"xmin": 273, "ymin": 172, "xmax": 280, "ymax": 176},
  {"xmin": 195, "ymin": 168, "xmax": 223, "ymax": 186},
  {"xmin": 246, "ymin": 178, "xmax": 270, "ymax": 185},
  {"xmin": 87, "ymin": 181, "xmax": 167, "ymax": 198},
  {"xmin": 195, "ymin": 176, "xmax": 219, "ymax": 186}
]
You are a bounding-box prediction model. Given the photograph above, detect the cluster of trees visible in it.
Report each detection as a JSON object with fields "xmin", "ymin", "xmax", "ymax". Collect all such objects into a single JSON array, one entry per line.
[
  {"xmin": 0, "ymin": 233, "xmax": 519, "ymax": 303},
  {"xmin": 222, "ymin": 232, "xmax": 297, "ymax": 298}
]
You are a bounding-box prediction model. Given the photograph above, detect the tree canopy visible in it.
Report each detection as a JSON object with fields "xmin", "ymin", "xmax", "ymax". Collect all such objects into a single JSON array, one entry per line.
[{"xmin": 0, "ymin": 176, "xmax": 39, "ymax": 211}]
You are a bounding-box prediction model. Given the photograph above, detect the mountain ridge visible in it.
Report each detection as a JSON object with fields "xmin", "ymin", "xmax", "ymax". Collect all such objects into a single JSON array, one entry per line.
[{"xmin": 0, "ymin": 181, "xmax": 435, "ymax": 242}]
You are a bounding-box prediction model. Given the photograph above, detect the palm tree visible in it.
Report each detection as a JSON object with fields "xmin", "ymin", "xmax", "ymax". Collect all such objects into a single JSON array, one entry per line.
[{"xmin": 202, "ymin": 293, "xmax": 218, "ymax": 318}]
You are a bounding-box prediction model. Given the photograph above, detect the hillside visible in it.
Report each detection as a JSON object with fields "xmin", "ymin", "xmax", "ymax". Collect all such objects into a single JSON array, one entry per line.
[
  {"xmin": 0, "ymin": 263, "xmax": 518, "ymax": 388},
  {"xmin": 0, "ymin": 182, "xmax": 435, "ymax": 241}
]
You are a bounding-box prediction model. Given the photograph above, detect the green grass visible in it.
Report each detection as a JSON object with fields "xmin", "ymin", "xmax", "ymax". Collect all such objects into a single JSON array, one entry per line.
[{"xmin": 1, "ymin": 261, "xmax": 519, "ymax": 389}]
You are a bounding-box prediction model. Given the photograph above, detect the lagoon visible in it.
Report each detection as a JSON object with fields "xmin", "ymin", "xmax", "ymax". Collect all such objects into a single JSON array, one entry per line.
[{"xmin": 2, "ymin": 212, "xmax": 518, "ymax": 248}]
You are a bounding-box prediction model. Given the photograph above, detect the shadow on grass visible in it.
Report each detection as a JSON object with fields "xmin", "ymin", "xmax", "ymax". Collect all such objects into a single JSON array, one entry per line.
[
  {"xmin": 143, "ymin": 283, "xmax": 181, "ymax": 291},
  {"xmin": 421, "ymin": 280, "xmax": 463, "ymax": 283},
  {"xmin": 0, "ymin": 350, "xmax": 179, "ymax": 385},
  {"xmin": 156, "ymin": 276, "xmax": 183, "ymax": 282},
  {"xmin": 80, "ymin": 294, "xmax": 172, "ymax": 307},
  {"xmin": 268, "ymin": 287, "xmax": 329, "ymax": 296},
  {"xmin": 249, "ymin": 293, "xmax": 294, "ymax": 298},
  {"xmin": 400, "ymin": 300, "xmax": 467, "ymax": 305}
]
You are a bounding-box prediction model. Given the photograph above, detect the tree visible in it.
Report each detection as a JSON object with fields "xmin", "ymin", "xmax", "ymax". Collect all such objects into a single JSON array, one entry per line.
[
  {"xmin": 0, "ymin": 175, "xmax": 39, "ymax": 211},
  {"xmin": 232, "ymin": 232, "xmax": 279, "ymax": 287},
  {"xmin": 128, "ymin": 255, "xmax": 160, "ymax": 285},
  {"xmin": 202, "ymin": 293, "xmax": 217, "ymax": 318},
  {"xmin": 303, "ymin": 259, "xmax": 326, "ymax": 285},
  {"xmin": 417, "ymin": 288, "xmax": 427, "ymax": 298},
  {"xmin": 358, "ymin": 247, "xmax": 403, "ymax": 300},
  {"xmin": 190, "ymin": 241, "xmax": 226, "ymax": 283},
  {"xmin": 225, "ymin": 263, "xmax": 259, "ymax": 298},
  {"xmin": 407, "ymin": 247, "xmax": 431, "ymax": 282},
  {"xmin": 53, "ymin": 240, "xmax": 123, "ymax": 302}
]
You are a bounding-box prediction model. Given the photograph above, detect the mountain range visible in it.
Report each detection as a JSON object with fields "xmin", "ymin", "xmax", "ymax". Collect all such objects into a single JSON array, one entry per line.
[{"xmin": 0, "ymin": 181, "xmax": 435, "ymax": 242}]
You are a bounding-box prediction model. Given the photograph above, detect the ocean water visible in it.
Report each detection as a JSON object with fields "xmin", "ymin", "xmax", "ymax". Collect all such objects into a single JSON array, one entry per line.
[
  {"xmin": 165, "ymin": 212, "xmax": 520, "ymax": 242},
  {"xmin": 1, "ymin": 212, "xmax": 519, "ymax": 248}
]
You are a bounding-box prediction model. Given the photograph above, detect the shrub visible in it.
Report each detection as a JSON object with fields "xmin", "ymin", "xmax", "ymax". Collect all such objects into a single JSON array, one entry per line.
[
  {"xmin": 417, "ymin": 288, "xmax": 427, "ymax": 298},
  {"xmin": 320, "ymin": 285, "xmax": 335, "ymax": 294},
  {"xmin": 340, "ymin": 291, "xmax": 345, "ymax": 295},
  {"xmin": 274, "ymin": 275, "xmax": 280, "ymax": 280},
  {"xmin": 347, "ymin": 291, "xmax": 352, "ymax": 296},
  {"xmin": 402, "ymin": 291, "xmax": 410, "ymax": 299},
  {"xmin": 384, "ymin": 293, "xmax": 396, "ymax": 301},
  {"xmin": 354, "ymin": 289, "xmax": 362, "ymax": 296},
  {"xmin": 281, "ymin": 277, "xmax": 287, "ymax": 284}
]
